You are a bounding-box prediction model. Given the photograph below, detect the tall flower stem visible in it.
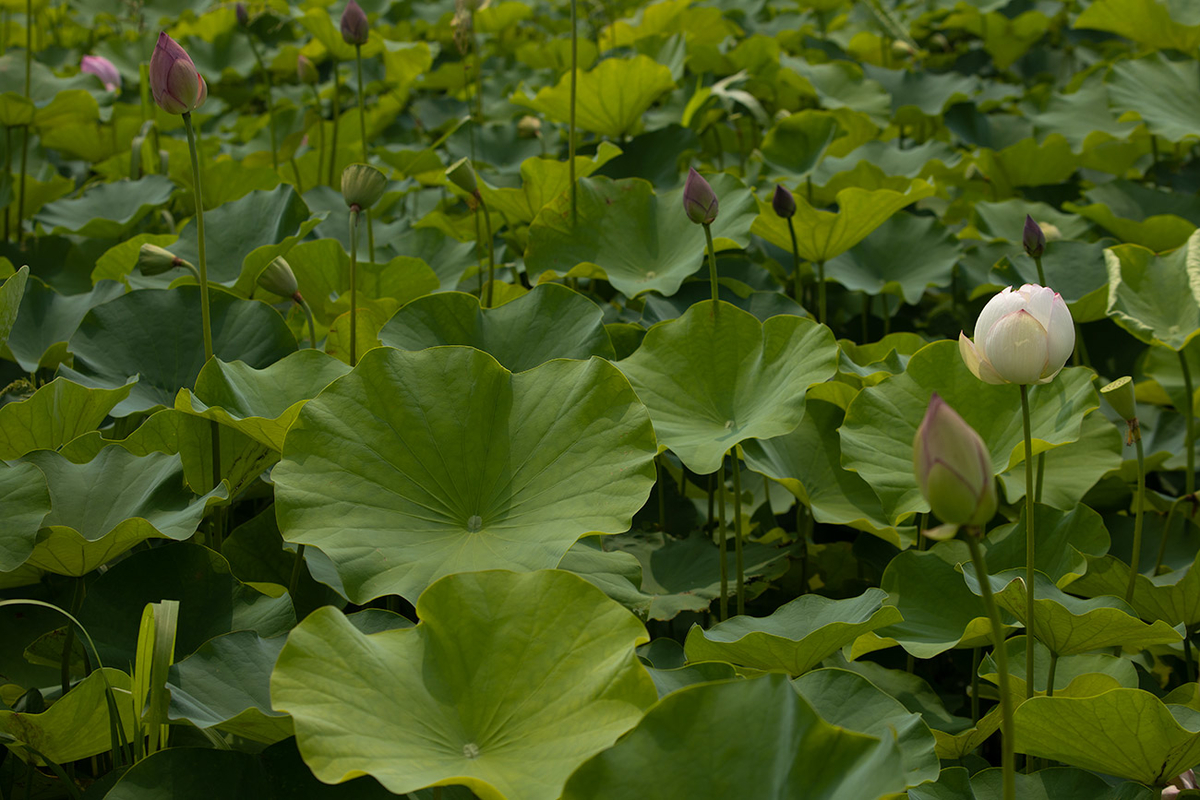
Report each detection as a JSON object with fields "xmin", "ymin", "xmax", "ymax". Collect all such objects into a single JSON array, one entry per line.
[
  {"xmin": 17, "ymin": 0, "xmax": 30, "ymax": 247},
  {"xmin": 183, "ymin": 111, "xmax": 222, "ymax": 524},
  {"xmin": 1045, "ymin": 650, "xmax": 1059, "ymax": 697},
  {"xmin": 569, "ymin": 0, "xmax": 577, "ymax": 225},
  {"xmin": 1180, "ymin": 350, "xmax": 1195, "ymax": 496},
  {"xmin": 817, "ymin": 261, "xmax": 827, "ymax": 325},
  {"xmin": 703, "ymin": 222, "xmax": 719, "ymax": 307},
  {"xmin": 1019, "ymin": 383, "xmax": 1035, "ymax": 699},
  {"xmin": 310, "ymin": 86, "xmax": 325, "ymax": 192},
  {"xmin": 786, "ymin": 217, "xmax": 801, "ymax": 302},
  {"xmin": 1033, "ymin": 255, "xmax": 1046, "ymax": 286},
  {"xmin": 478, "ymin": 195, "xmax": 495, "ymax": 307},
  {"xmin": 354, "ymin": 44, "xmax": 375, "ymax": 264},
  {"xmin": 732, "ymin": 450, "xmax": 745, "ymax": 616},
  {"xmin": 299, "ymin": 298, "xmax": 317, "ymax": 350},
  {"xmin": 1126, "ymin": 424, "xmax": 1146, "ymax": 604},
  {"xmin": 328, "ymin": 61, "xmax": 340, "ymax": 187},
  {"xmin": 717, "ymin": 461, "xmax": 728, "ymax": 622},
  {"xmin": 966, "ymin": 531, "xmax": 1015, "ymax": 800},
  {"xmin": 245, "ymin": 35, "xmax": 279, "ymax": 171},
  {"xmin": 1155, "ymin": 494, "xmax": 1189, "ymax": 576},
  {"xmin": 348, "ymin": 207, "xmax": 360, "ymax": 367}
]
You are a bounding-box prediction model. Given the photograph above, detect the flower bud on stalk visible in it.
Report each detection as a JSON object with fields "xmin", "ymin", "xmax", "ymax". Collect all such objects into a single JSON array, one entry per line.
[
  {"xmin": 236, "ymin": 2, "xmax": 249, "ymax": 26},
  {"xmin": 1022, "ymin": 215, "xmax": 1045, "ymax": 259},
  {"xmin": 913, "ymin": 393, "xmax": 997, "ymax": 529},
  {"xmin": 149, "ymin": 32, "xmax": 207, "ymax": 115},
  {"xmin": 258, "ymin": 256, "xmax": 302, "ymax": 304},
  {"xmin": 445, "ymin": 157, "xmax": 478, "ymax": 196},
  {"xmin": 771, "ymin": 184, "xmax": 795, "ymax": 219},
  {"xmin": 81, "ymin": 55, "xmax": 121, "ymax": 92},
  {"xmin": 683, "ymin": 167, "xmax": 718, "ymax": 225},
  {"xmin": 138, "ymin": 243, "xmax": 193, "ymax": 276},
  {"xmin": 340, "ymin": 0, "xmax": 369, "ymax": 46},
  {"xmin": 341, "ymin": 163, "xmax": 387, "ymax": 211},
  {"xmin": 959, "ymin": 284, "xmax": 1075, "ymax": 386}
]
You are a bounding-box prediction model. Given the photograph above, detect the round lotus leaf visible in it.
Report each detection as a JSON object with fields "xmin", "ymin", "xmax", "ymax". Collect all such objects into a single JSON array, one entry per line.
[
  {"xmin": 273, "ymin": 346, "xmax": 657, "ymax": 604},
  {"xmin": 7, "ymin": 276, "xmax": 124, "ymax": 373},
  {"xmin": 0, "ymin": 668, "xmax": 135, "ymax": 766},
  {"xmin": 378, "ymin": 283, "xmax": 614, "ymax": 371},
  {"xmin": 560, "ymin": 674, "xmax": 906, "ymax": 800},
  {"xmin": 1104, "ymin": 233, "xmax": 1200, "ymax": 351},
  {"xmin": 271, "ymin": 569, "xmax": 656, "ymax": 800},
  {"xmin": 616, "ymin": 300, "xmax": 838, "ymax": 475},
  {"xmin": 0, "ymin": 265, "xmax": 28, "ymax": 346},
  {"xmin": 0, "ymin": 461, "xmax": 51, "ymax": 573},
  {"xmin": 0, "ymin": 377, "xmax": 135, "ymax": 460},
  {"xmin": 66, "ymin": 287, "xmax": 297, "ymax": 417}
]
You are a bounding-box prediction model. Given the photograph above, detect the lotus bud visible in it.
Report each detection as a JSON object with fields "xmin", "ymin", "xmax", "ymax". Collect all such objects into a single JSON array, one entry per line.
[
  {"xmin": 1023, "ymin": 215, "xmax": 1045, "ymax": 259},
  {"xmin": 1163, "ymin": 769, "xmax": 1198, "ymax": 799},
  {"xmin": 772, "ymin": 184, "xmax": 795, "ymax": 219},
  {"xmin": 959, "ymin": 284, "xmax": 1075, "ymax": 386},
  {"xmin": 445, "ymin": 157, "xmax": 478, "ymax": 196},
  {"xmin": 340, "ymin": 0, "xmax": 370, "ymax": 46},
  {"xmin": 297, "ymin": 54, "xmax": 319, "ymax": 86},
  {"xmin": 81, "ymin": 55, "xmax": 121, "ymax": 92},
  {"xmin": 517, "ymin": 115, "xmax": 542, "ymax": 138},
  {"xmin": 149, "ymin": 32, "xmax": 208, "ymax": 115},
  {"xmin": 236, "ymin": 2, "xmax": 249, "ymax": 26},
  {"xmin": 683, "ymin": 167, "xmax": 718, "ymax": 225},
  {"xmin": 913, "ymin": 393, "xmax": 997, "ymax": 528},
  {"xmin": 891, "ymin": 40, "xmax": 914, "ymax": 59},
  {"xmin": 341, "ymin": 163, "xmax": 387, "ymax": 211},
  {"xmin": 258, "ymin": 256, "xmax": 302, "ymax": 302},
  {"xmin": 137, "ymin": 243, "xmax": 193, "ymax": 276}
]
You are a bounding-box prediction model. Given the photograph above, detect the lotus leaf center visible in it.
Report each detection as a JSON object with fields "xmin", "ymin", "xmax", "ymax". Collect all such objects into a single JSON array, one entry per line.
[
  {"xmin": 467, "ymin": 514, "xmax": 483, "ymax": 532},
  {"xmin": 463, "ymin": 742, "xmax": 481, "ymax": 760}
]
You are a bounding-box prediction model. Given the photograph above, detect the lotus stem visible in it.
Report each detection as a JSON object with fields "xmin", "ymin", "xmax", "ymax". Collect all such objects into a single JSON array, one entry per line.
[
  {"xmin": 328, "ymin": 60, "xmax": 340, "ymax": 187},
  {"xmin": 17, "ymin": 0, "xmax": 30, "ymax": 247},
  {"xmin": 1034, "ymin": 454, "xmax": 1045, "ymax": 502},
  {"xmin": 1180, "ymin": 350, "xmax": 1195, "ymax": 496},
  {"xmin": 1155, "ymin": 494, "xmax": 1189, "ymax": 576},
  {"xmin": 732, "ymin": 449, "xmax": 744, "ymax": 616},
  {"xmin": 970, "ymin": 646, "xmax": 981, "ymax": 723},
  {"xmin": 1019, "ymin": 383, "xmax": 1035, "ymax": 700},
  {"xmin": 1045, "ymin": 650, "xmax": 1059, "ymax": 697},
  {"xmin": 478, "ymin": 194, "xmax": 495, "ymax": 308},
  {"xmin": 245, "ymin": 35, "xmax": 278, "ymax": 171},
  {"xmin": 4, "ymin": 126, "xmax": 10, "ymax": 242},
  {"xmin": 354, "ymin": 43, "xmax": 375, "ymax": 264},
  {"xmin": 1186, "ymin": 627, "xmax": 1196, "ymax": 684},
  {"xmin": 288, "ymin": 544, "xmax": 307, "ymax": 602},
  {"xmin": 817, "ymin": 260, "xmax": 827, "ymax": 326},
  {"xmin": 786, "ymin": 217, "xmax": 801, "ymax": 303},
  {"xmin": 299, "ymin": 297, "xmax": 317, "ymax": 350},
  {"xmin": 310, "ymin": 85, "xmax": 325, "ymax": 191},
  {"xmin": 656, "ymin": 456, "xmax": 667, "ymax": 531},
  {"xmin": 717, "ymin": 459, "xmax": 728, "ymax": 622},
  {"xmin": 348, "ymin": 207, "xmax": 360, "ymax": 367},
  {"xmin": 966, "ymin": 531, "xmax": 1015, "ymax": 800},
  {"xmin": 1033, "ymin": 254, "xmax": 1045, "ymax": 286},
  {"xmin": 1126, "ymin": 426, "xmax": 1146, "ymax": 604},
  {"xmin": 703, "ymin": 221, "xmax": 719, "ymax": 308},
  {"xmin": 569, "ymin": 0, "xmax": 577, "ymax": 225}
]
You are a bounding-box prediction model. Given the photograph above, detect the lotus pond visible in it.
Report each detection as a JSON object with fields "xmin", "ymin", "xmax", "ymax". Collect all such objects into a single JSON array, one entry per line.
[{"xmin": 4, "ymin": 0, "xmax": 1200, "ymax": 797}]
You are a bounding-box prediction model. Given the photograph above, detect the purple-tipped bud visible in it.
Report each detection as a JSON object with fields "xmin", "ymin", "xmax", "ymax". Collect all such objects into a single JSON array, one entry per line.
[
  {"xmin": 913, "ymin": 393, "xmax": 996, "ymax": 527},
  {"xmin": 236, "ymin": 2, "xmax": 249, "ymax": 26},
  {"xmin": 81, "ymin": 55, "xmax": 121, "ymax": 92},
  {"xmin": 772, "ymin": 184, "xmax": 795, "ymax": 219},
  {"xmin": 149, "ymin": 32, "xmax": 207, "ymax": 115},
  {"xmin": 340, "ymin": 0, "xmax": 370, "ymax": 46},
  {"xmin": 1023, "ymin": 214, "xmax": 1045, "ymax": 259},
  {"xmin": 297, "ymin": 54, "xmax": 319, "ymax": 85},
  {"xmin": 683, "ymin": 167, "xmax": 718, "ymax": 225}
]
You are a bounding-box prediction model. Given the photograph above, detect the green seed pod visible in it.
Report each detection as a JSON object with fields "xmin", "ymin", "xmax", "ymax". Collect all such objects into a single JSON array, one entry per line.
[
  {"xmin": 258, "ymin": 256, "xmax": 300, "ymax": 301},
  {"xmin": 138, "ymin": 243, "xmax": 190, "ymax": 276},
  {"xmin": 445, "ymin": 157, "xmax": 478, "ymax": 195},
  {"xmin": 341, "ymin": 163, "xmax": 387, "ymax": 211},
  {"xmin": 1101, "ymin": 376, "xmax": 1137, "ymax": 422}
]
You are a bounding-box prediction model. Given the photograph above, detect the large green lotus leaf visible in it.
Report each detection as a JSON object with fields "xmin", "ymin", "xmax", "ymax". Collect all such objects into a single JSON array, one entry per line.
[
  {"xmin": 863, "ymin": 65, "xmax": 980, "ymax": 117},
  {"xmin": 991, "ymin": 241, "xmax": 1114, "ymax": 323},
  {"xmin": 931, "ymin": 707, "xmax": 1003, "ymax": 761},
  {"xmin": 19, "ymin": 448, "xmax": 227, "ymax": 576},
  {"xmin": 274, "ymin": 347, "xmax": 656, "ymax": 604},
  {"xmin": 511, "ymin": 55, "xmax": 675, "ymax": 138},
  {"xmin": 1105, "ymin": 235, "xmax": 1200, "ymax": 351},
  {"xmin": 6, "ymin": 277, "xmax": 124, "ymax": 373},
  {"xmin": 604, "ymin": 531, "xmax": 797, "ymax": 621},
  {"xmin": 814, "ymin": 140, "xmax": 963, "ymax": 184},
  {"xmin": 979, "ymin": 570, "xmax": 1181, "ymax": 655},
  {"xmin": 824, "ymin": 212, "xmax": 960, "ymax": 304},
  {"xmin": 77, "ymin": 542, "xmax": 295, "ymax": 667},
  {"xmin": 792, "ymin": 668, "xmax": 939, "ymax": 788},
  {"xmin": 983, "ymin": 503, "xmax": 1111, "ymax": 588},
  {"xmin": 272, "ymin": 569, "xmax": 656, "ymax": 800},
  {"xmin": 742, "ymin": 398, "xmax": 907, "ymax": 548},
  {"xmin": 65, "ymin": 287, "xmax": 297, "ymax": 417},
  {"xmin": 1143, "ymin": 340, "xmax": 1200, "ymax": 414},
  {"xmin": 972, "ymin": 767, "xmax": 1157, "ymax": 800},
  {"xmin": 0, "ymin": 461, "xmax": 50, "ymax": 573},
  {"xmin": 759, "ymin": 110, "xmax": 841, "ymax": 177},
  {"xmin": 849, "ymin": 542, "xmax": 999, "ymax": 660},
  {"xmin": 557, "ymin": 538, "xmax": 648, "ymax": 617},
  {"xmin": 175, "ymin": 350, "xmax": 351, "ymax": 452},
  {"xmin": 378, "ymin": 284, "xmax": 615, "ymax": 371},
  {"xmin": 480, "ymin": 143, "xmax": 623, "ymax": 226},
  {"xmin": 975, "ymin": 136, "xmax": 1079, "ymax": 194},
  {"xmin": 970, "ymin": 199, "xmax": 1093, "ymax": 243},
  {"xmin": 1030, "ymin": 77, "xmax": 1138, "ymax": 151},
  {"xmin": 1107, "ymin": 53, "xmax": 1200, "ymax": 144},
  {"xmin": 752, "ymin": 181, "xmax": 934, "ymax": 264},
  {"xmin": 0, "ymin": 668, "xmax": 135, "ymax": 765},
  {"xmin": 1075, "ymin": 0, "xmax": 1200, "ymax": 49},
  {"xmin": 33, "ymin": 175, "xmax": 175, "ymax": 238},
  {"xmin": 616, "ymin": 302, "xmax": 838, "ymax": 474},
  {"xmin": 1014, "ymin": 689, "xmax": 1200, "ymax": 785},
  {"xmin": 0, "ymin": 377, "xmax": 134, "ymax": 460},
  {"xmin": 524, "ymin": 174, "xmax": 757, "ymax": 298},
  {"xmin": 644, "ymin": 660, "xmax": 738, "ymax": 699},
  {"xmin": 683, "ymin": 588, "xmax": 902, "ymax": 675},
  {"xmin": 840, "ymin": 341, "xmax": 1097, "ymax": 523},
  {"xmin": 979, "ymin": 636, "xmax": 1138, "ymax": 699},
  {"xmin": 172, "ymin": 187, "xmax": 326, "ymax": 294},
  {"xmin": 561, "ymin": 674, "xmax": 905, "ymax": 800},
  {"xmin": 1068, "ymin": 183, "xmax": 1200, "ymax": 252},
  {"xmin": 0, "ymin": 264, "xmax": 27, "ymax": 346},
  {"xmin": 835, "ymin": 333, "xmax": 927, "ymax": 389},
  {"xmin": 1, "ymin": 174, "xmax": 73, "ymax": 236},
  {"xmin": 167, "ymin": 630, "xmax": 291, "ymax": 744},
  {"xmin": 1071, "ymin": 552, "xmax": 1200, "ymax": 628}
]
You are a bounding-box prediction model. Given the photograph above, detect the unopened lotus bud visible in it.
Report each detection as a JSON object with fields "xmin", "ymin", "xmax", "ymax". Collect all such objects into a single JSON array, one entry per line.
[
  {"xmin": 517, "ymin": 115, "xmax": 541, "ymax": 138},
  {"xmin": 683, "ymin": 167, "xmax": 718, "ymax": 225},
  {"xmin": 772, "ymin": 184, "xmax": 795, "ymax": 219},
  {"xmin": 81, "ymin": 55, "xmax": 121, "ymax": 92},
  {"xmin": 236, "ymin": 2, "xmax": 249, "ymax": 26},
  {"xmin": 891, "ymin": 40, "xmax": 914, "ymax": 59},
  {"xmin": 258, "ymin": 256, "xmax": 302, "ymax": 302},
  {"xmin": 341, "ymin": 163, "xmax": 387, "ymax": 211},
  {"xmin": 445, "ymin": 157, "xmax": 478, "ymax": 195},
  {"xmin": 929, "ymin": 33, "xmax": 949, "ymax": 51},
  {"xmin": 138, "ymin": 243, "xmax": 192, "ymax": 276},
  {"xmin": 913, "ymin": 393, "xmax": 997, "ymax": 527},
  {"xmin": 1023, "ymin": 215, "xmax": 1045, "ymax": 259},
  {"xmin": 297, "ymin": 54, "xmax": 319, "ymax": 86},
  {"xmin": 340, "ymin": 0, "xmax": 369, "ymax": 46},
  {"xmin": 149, "ymin": 32, "xmax": 207, "ymax": 115}
]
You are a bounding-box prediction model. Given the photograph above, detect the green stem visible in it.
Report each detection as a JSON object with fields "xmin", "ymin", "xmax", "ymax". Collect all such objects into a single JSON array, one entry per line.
[
  {"xmin": 569, "ymin": 0, "xmax": 577, "ymax": 225},
  {"xmin": 348, "ymin": 208, "xmax": 360, "ymax": 367},
  {"xmin": 1034, "ymin": 454, "xmax": 1045, "ymax": 502},
  {"xmin": 1186, "ymin": 628, "xmax": 1196, "ymax": 684},
  {"xmin": 1180, "ymin": 349, "xmax": 1195, "ymax": 496},
  {"xmin": 1045, "ymin": 650, "xmax": 1059, "ymax": 697},
  {"xmin": 354, "ymin": 44, "xmax": 375, "ymax": 264},
  {"xmin": 1155, "ymin": 495, "xmax": 1188, "ymax": 576},
  {"xmin": 965, "ymin": 533, "xmax": 1015, "ymax": 800},
  {"xmin": 299, "ymin": 298, "xmax": 317, "ymax": 350},
  {"xmin": 703, "ymin": 222, "xmax": 719, "ymax": 306},
  {"xmin": 4, "ymin": 126, "xmax": 10, "ymax": 242},
  {"xmin": 817, "ymin": 261, "xmax": 827, "ymax": 326},
  {"xmin": 60, "ymin": 577, "xmax": 84, "ymax": 699},
  {"xmin": 287, "ymin": 544, "xmax": 307, "ymax": 601},
  {"xmin": 139, "ymin": 62, "xmax": 151, "ymax": 123},
  {"xmin": 1126, "ymin": 429, "xmax": 1145, "ymax": 604},
  {"xmin": 656, "ymin": 456, "xmax": 667, "ymax": 531},
  {"xmin": 328, "ymin": 61, "xmax": 340, "ymax": 188},
  {"xmin": 17, "ymin": 0, "xmax": 29, "ymax": 247},
  {"xmin": 786, "ymin": 216, "xmax": 801, "ymax": 302},
  {"xmin": 970, "ymin": 647, "xmax": 981, "ymax": 723},
  {"xmin": 732, "ymin": 450, "xmax": 744, "ymax": 616},
  {"xmin": 1019, "ymin": 383, "xmax": 1035, "ymax": 700},
  {"xmin": 1033, "ymin": 255, "xmax": 1045, "ymax": 286},
  {"xmin": 246, "ymin": 35, "xmax": 278, "ymax": 171},
  {"xmin": 183, "ymin": 112, "xmax": 221, "ymax": 507},
  {"xmin": 289, "ymin": 156, "xmax": 303, "ymax": 194},
  {"xmin": 310, "ymin": 86, "xmax": 325, "ymax": 193},
  {"xmin": 478, "ymin": 195, "xmax": 495, "ymax": 308},
  {"xmin": 796, "ymin": 501, "xmax": 809, "ymax": 595},
  {"xmin": 717, "ymin": 462, "xmax": 728, "ymax": 622}
]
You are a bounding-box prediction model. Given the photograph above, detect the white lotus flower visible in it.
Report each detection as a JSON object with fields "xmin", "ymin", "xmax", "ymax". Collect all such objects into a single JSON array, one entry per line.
[{"xmin": 959, "ymin": 284, "xmax": 1075, "ymax": 385}]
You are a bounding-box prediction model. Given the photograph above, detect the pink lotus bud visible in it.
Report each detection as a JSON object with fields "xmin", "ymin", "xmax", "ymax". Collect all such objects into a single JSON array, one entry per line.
[
  {"xmin": 297, "ymin": 54, "xmax": 319, "ymax": 86},
  {"xmin": 1163, "ymin": 769, "xmax": 1197, "ymax": 798},
  {"xmin": 236, "ymin": 2, "xmax": 249, "ymax": 26},
  {"xmin": 959, "ymin": 284, "xmax": 1075, "ymax": 386},
  {"xmin": 340, "ymin": 0, "xmax": 370, "ymax": 46},
  {"xmin": 683, "ymin": 167, "xmax": 718, "ymax": 225},
  {"xmin": 1023, "ymin": 214, "xmax": 1045, "ymax": 259},
  {"xmin": 913, "ymin": 393, "xmax": 996, "ymax": 527},
  {"xmin": 772, "ymin": 184, "xmax": 795, "ymax": 219},
  {"xmin": 149, "ymin": 31, "xmax": 207, "ymax": 115},
  {"xmin": 81, "ymin": 55, "xmax": 121, "ymax": 92}
]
